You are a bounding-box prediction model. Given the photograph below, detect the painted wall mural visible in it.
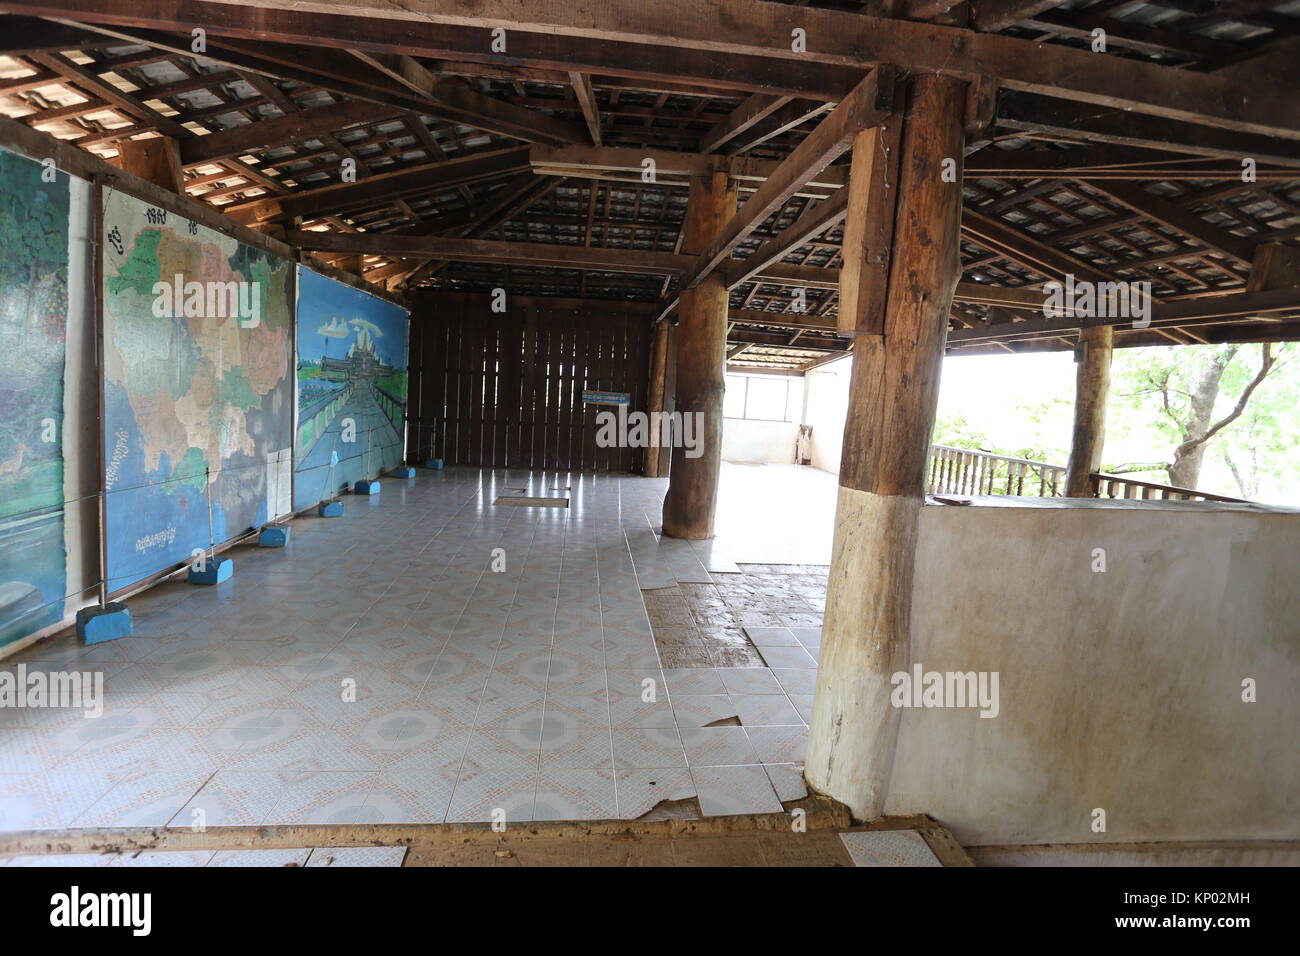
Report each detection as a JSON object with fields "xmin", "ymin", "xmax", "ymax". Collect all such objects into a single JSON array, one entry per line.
[
  {"xmin": 101, "ymin": 190, "xmax": 293, "ymax": 593},
  {"xmin": 0, "ymin": 147, "xmax": 83, "ymax": 649},
  {"xmin": 294, "ymin": 266, "xmax": 409, "ymax": 512}
]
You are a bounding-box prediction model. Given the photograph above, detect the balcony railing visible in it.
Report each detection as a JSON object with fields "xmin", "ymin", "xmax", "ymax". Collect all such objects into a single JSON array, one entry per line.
[
  {"xmin": 926, "ymin": 445, "xmax": 1249, "ymax": 503},
  {"xmin": 1089, "ymin": 473, "xmax": 1248, "ymax": 503},
  {"xmin": 928, "ymin": 445, "xmax": 1066, "ymax": 497}
]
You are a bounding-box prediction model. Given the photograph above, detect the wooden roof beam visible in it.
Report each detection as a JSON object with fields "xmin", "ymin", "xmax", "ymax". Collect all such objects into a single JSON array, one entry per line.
[
  {"xmin": 997, "ymin": 92, "xmax": 1300, "ymax": 168},
  {"xmin": 683, "ymin": 68, "xmax": 895, "ymax": 291},
  {"xmin": 718, "ymin": 99, "xmax": 832, "ymax": 155},
  {"xmin": 26, "ymin": 50, "xmax": 191, "ymax": 140},
  {"xmin": 223, "ymin": 145, "xmax": 531, "ymax": 224},
  {"xmin": 961, "ymin": 207, "xmax": 1127, "ymax": 287},
  {"xmin": 180, "ymin": 99, "xmax": 398, "ymax": 166},
  {"xmin": 698, "ymin": 93, "xmax": 792, "ymax": 154},
  {"xmin": 348, "ymin": 48, "xmax": 590, "ymax": 147},
  {"xmin": 728, "ymin": 309, "xmax": 838, "ymax": 332},
  {"xmin": 529, "ymin": 144, "xmax": 849, "ymax": 194},
  {"xmin": 1081, "ymin": 180, "xmax": 1259, "ymax": 266},
  {"xmin": 12, "ymin": 0, "xmax": 1297, "ymax": 138},
  {"xmin": 946, "ymin": 287, "xmax": 1300, "ymax": 343},
  {"xmin": 287, "ymin": 230, "xmax": 696, "ymax": 275},
  {"xmin": 0, "ymin": 13, "xmax": 108, "ymax": 53},
  {"xmin": 720, "ymin": 190, "xmax": 849, "ymax": 291},
  {"xmin": 42, "ymin": 14, "xmax": 589, "ymax": 147},
  {"xmin": 971, "ymin": 0, "xmax": 1069, "ymax": 32},
  {"xmin": 568, "ymin": 72, "xmax": 603, "ymax": 147}
]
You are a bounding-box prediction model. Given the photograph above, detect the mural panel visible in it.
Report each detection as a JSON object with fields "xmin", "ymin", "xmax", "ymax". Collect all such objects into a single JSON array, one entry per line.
[
  {"xmin": 0, "ymin": 147, "xmax": 81, "ymax": 648},
  {"xmin": 294, "ymin": 266, "xmax": 409, "ymax": 512},
  {"xmin": 101, "ymin": 191, "xmax": 293, "ymax": 592}
]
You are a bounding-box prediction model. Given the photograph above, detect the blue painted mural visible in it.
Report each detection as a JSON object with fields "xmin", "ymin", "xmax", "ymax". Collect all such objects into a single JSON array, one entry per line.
[{"xmin": 293, "ymin": 266, "xmax": 409, "ymax": 512}]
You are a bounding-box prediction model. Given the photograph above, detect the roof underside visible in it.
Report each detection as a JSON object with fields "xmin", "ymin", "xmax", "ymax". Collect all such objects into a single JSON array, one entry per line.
[{"xmin": 2, "ymin": 0, "xmax": 1298, "ymax": 372}]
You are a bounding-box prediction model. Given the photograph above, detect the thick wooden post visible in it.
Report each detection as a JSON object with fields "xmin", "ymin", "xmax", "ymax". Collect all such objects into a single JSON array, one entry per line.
[
  {"xmin": 662, "ymin": 167, "xmax": 735, "ymax": 539},
  {"xmin": 1065, "ymin": 324, "xmax": 1114, "ymax": 496},
  {"xmin": 805, "ymin": 74, "xmax": 966, "ymax": 821},
  {"xmin": 644, "ymin": 319, "xmax": 670, "ymax": 478}
]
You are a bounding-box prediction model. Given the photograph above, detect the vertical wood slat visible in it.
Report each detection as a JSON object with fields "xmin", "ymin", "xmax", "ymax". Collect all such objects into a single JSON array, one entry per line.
[
  {"xmin": 557, "ymin": 311, "xmax": 574, "ymax": 473},
  {"xmin": 595, "ymin": 317, "xmax": 613, "ymax": 472},
  {"xmin": 579, "ymin": 312, "xmax": 594, "ymax": 471},
  {"xmin": 406, "ymin": 297, "xmax": 652, "ymax": 473},
  {"xmin": 580, "ymin": 310, "xmax": 598, "ymax": 473},
  {"xmin": 521, "ymin": 308, "xmax": 537, "ymax": 469},
  {"xmin": 629, "ymin": 313, "xmax": 647, "ymax": 474},
  {"xmin": 467, "ymin": 306, "xmax": 484, "ymax": 468},
  {"xmin": 532, "ymin": 311, "xmax": 547, "ymax": 471}
]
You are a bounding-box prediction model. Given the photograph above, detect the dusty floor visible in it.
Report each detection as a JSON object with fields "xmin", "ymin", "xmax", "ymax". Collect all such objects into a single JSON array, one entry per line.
[{"xmin": 0, "ymin": 464, "xmax": 836, "ymax": 847}]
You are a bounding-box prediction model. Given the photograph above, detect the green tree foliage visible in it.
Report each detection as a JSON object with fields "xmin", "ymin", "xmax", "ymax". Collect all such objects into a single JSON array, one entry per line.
[
  {"xmin": 1108, "ymin": 343, "xmax": 1294, "ymax": 498},
  {"xmin": 932, "ymin": 344, "xmax": 1299, "ymax": 504},
  {"xmin": 932, "ymin": 398, "xmax": 1072, "ymax": 466}
]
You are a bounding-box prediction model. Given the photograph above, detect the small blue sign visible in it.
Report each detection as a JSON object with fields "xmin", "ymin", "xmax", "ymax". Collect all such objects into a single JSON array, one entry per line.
[{"xmin": 583, "ymin": 390, "xmax": 630, "ymax": 406}]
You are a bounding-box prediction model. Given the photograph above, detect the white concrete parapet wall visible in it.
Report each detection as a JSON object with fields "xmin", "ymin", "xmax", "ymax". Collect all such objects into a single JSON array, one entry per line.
[{"xmin": 885, "ymin": 497, "xmax": 1300, "ymax": 847}]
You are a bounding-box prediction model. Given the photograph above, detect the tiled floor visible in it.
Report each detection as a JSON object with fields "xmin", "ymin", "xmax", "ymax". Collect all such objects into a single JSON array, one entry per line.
[{"xmin": 0, "ymin": 464, "xmax": 833, "ymax": 836}]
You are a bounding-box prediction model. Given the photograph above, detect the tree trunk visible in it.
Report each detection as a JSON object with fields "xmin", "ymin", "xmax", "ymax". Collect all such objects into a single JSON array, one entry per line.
[{"xmin": 1167, "ymin": 347, "xmax": 1236, "ymax": 488}]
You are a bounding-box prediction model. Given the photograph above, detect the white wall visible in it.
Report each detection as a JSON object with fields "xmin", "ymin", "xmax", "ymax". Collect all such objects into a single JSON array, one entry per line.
[
  {"xmin": 801, "ymin": 356, "xmax": 851, "ymax": 475},
  {"xmin": 722, "ymin": 417, "xmax": 798, "ymax": 464},
  {"xmin": 884, "ymin": 499, "xmax": 1300, "ymax": 847}
]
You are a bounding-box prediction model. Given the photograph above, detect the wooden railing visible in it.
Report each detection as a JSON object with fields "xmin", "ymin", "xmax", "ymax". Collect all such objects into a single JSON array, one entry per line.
[
  {"xmin": 927, "ymin": 445, "xmax": 1067, "ymax": 497},
  {"xmin": 1089, "ymin": 473, "xmax": 1249, "ymax": 503},
  {"xmin": 925, "ymin": 445, "xmax": 1251, "ymax": 503}
]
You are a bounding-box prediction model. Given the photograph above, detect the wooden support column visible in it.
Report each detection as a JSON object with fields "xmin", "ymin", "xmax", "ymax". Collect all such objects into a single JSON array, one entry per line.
[
  {"xmin": 112, "ymin": 137, "xmax": 184, "ymax": 194},
  {"xmin": 662, "ymin": 167, "xmax": 735, "ymax": 539},
  {"xmin": 805, "ymin": 74, "xmax": 966, "ymax": 821},
  {"xmin": 1065, "ymin": 324, "xmax": 1114, "ymax": 497},
  {"xmin": 644, "ymin": 320, "xmax": 670, "ymax": 478}
]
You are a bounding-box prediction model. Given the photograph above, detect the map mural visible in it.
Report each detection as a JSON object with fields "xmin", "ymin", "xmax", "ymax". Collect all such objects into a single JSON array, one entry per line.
[
  {"xmin": 0, "ymin": 148, "xmax": 81, "ymax": 649},
  {"xmin": 101, "ymin": 191, "xmax": 293, "ymax": 592},
  {"xmin": 294, "ymin": 266, "xmax": 409, "ymax": 512}
]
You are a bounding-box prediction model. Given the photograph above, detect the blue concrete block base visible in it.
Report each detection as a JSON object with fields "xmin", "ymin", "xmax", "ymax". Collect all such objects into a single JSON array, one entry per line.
[
  {"xmin": 187, "ymin": 555, "xmax": 234, "ymax": 585},
  {"xmin": 354, "ymin": 479, "xmax": 381, "ymax": 495},
  {"xmin": 318, "ymin": 500, "xmax": 345, "ymax": 517},
  {"xmin": 76, "ymin": 602, "xmax": 133, "ymax": 644},
  {"xmin": 259, "ymin": 525, "xmax": 291, "ymax": 547},
  {"xmin": 426, "ymin": 459, "xmax": 444, "ymax": 470},
  {"xmin": 392, "ymin": 466, "xmax": 416, "ymax": 479}
]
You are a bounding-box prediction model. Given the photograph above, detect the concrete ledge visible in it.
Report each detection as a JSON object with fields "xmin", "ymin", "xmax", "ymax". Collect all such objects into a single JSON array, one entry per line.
[
  {"xmin": 924, "ymin": 493, "xmax": 1299, "ymax": 514},
  {"xmin": 968, "ymin": 840, "xmax": 1300, "ymax": 867}
]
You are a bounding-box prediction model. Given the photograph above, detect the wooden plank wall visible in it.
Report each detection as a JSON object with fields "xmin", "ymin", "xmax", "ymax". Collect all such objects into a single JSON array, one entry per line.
[{"xmin": 409, "ymin": 293, "xmax": 653, "ymax": 473}]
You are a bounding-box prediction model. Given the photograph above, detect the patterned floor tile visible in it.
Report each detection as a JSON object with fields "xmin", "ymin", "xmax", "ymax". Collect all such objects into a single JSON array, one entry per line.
[
  {"xmin": 839, "ymin": 830, "xmax": 942, "ymax": 867},
  {"xmin": 612, "ymin": 727, "xmax": 687, "ymax": 769},
  {"xmin": 730, "ymin": 694, "xmax": 803, "ymax": 727},
  {"xmin": 745, "ymin": 726, "xmax": 808, "ymax": 764},
  {"xmin": 691, "ymin": 765, "xmax": 783, "ymax": 816},
  {"xmin": 718, "ymin": 668, "xmax": 786, "ymax": 696},
  {"xmin": 445, "ymin": 769, "xmax": 537, "ymax": 824},
  {"xmin": 263, "ymin": 771, "xmax": 381, "ymax": 825},
  {"xmin": 533, "ymin": 769, "xmax": 617, "ymax": 821},
  {"xmin": 680, "ymin": 726, "xmax": 760, "ymax": 767},
  {"xmin": 614, "ymin": 768, "xmax": 696, "ymax": 819},
  {"xmin": 176, "ymin": 770, "xmax": 286, "ymax": 827},
  {"xmin": 208, "ymin": 849, "xmax": 312, "ymax": 867},
  {"xmin": 670, "ymin": 695, "xmax": 740, "ymax": 728},
  {"xmin": 661, "ymin": 667, "xmax": 727, "ymax": 696},
  {"xmin": 762, "ymin": 763, "xmax": 808, "ymax": 802}
]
